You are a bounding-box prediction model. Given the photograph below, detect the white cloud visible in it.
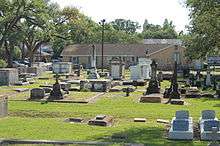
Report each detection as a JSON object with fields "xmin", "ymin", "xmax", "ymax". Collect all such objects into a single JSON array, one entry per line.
[{"xmin": 51, "ymin": 0, "xmax": 190, "ymax": 32}]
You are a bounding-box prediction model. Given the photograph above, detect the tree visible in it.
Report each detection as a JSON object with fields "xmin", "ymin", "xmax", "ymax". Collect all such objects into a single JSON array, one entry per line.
[
  {"xmin": 142, "ymin": 19, "xmax": 178, "ymax": 39},
  {"xmin": 0, "ymin": 0, "xmax": 53, "ymax": 67},
  {"xmin": 110, "ymin": 19, "xmax": 141, "ymax": 34},
  {"xmin": 184, "ymin": 0, "xmax": 220, "ymax": 59}
]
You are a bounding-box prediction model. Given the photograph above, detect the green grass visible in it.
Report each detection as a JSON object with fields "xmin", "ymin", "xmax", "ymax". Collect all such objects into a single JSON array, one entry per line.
[
  {"xmin": 1, "ymin": 91, "xmax": 219, "ymax": 145},
  {"xmin": 0, "ymin": 71, "xmax": 218, "ymax": 145}
]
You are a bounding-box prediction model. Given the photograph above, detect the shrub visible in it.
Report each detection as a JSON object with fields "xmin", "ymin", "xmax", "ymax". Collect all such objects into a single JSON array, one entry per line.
[{"xmin": 0, "ymin": 59, "xmax": 7, "ymax": 68}]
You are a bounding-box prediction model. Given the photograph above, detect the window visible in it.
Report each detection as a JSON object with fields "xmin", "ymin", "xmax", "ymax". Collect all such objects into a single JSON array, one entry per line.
[
  {"xmin": 173, "ymin": 52, "xmax": 181, "ymax": 64},
  {"xmin": 132, "ymin": 57, "xmax": 135, "ymax": 62},
  {"xmin": 72, "ymin": 57, "xmax": 79, "ymax": 64}
]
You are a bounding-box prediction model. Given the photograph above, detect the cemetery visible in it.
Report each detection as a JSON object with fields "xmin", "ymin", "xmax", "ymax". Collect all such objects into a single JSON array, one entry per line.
[
  {"xmin": 0, "ymin": 0, "xmax": 218, "ymax": 145},
  {"xmin": 0, "ymin": 54, "xmax": 220, "ymax": 146}
]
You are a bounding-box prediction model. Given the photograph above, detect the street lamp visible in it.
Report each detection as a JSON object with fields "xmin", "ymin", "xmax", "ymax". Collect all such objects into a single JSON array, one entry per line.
[{"xmin": 99, "ymin": 19, "xmax": 105, "ymax": 72}]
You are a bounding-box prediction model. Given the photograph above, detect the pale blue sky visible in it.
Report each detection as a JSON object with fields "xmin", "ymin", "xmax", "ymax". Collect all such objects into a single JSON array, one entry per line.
[{"xmin": 51, "ymin": 0, "xmax": 190, "ymax": 32}]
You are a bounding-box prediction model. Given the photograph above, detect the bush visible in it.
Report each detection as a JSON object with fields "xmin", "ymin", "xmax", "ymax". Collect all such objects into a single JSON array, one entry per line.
[{"xmin": 0, "ymin": 59, "xmax": 7, "ymax": 68}]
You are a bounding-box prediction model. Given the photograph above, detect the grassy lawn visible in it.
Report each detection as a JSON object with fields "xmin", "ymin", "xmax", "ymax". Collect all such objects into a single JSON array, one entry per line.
[
  {"xmin": 0, "ymin": 71, "xmax": 219, "ymax": 145},
  {"xmin": 1, "ymin": 91, "xmax": 219, "ymax": 145}
]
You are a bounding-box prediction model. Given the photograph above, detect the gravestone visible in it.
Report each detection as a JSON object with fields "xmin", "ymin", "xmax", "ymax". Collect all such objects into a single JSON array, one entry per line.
[
  {"xmin": 48, "ymin": 74, "xmax": 63, "ymax": 100},
  {"xmin": 169, "ymin": 61, "xmax": 181, "ymax": 99},
  {"xmin": 88, "ymin": 45, "xmax": 100, "ymax": 79},
  {"xmin": 110, "ymin": 57, "xmax": 125, "ymax": 80},
  {"xmin": 130, "ymin": 58, "xmax": 151, "ymax": 81},
  {"xmin": 88, "ymin": 115, "xmax": 113, "ymax": 126},
  {"xmin": 53, "ymin": 62, "xmax": 72, "ymax": 74},
  {"xmin": 80, "ymin": 79, "xmax": 111, "ymax": 92},
  {"xmin": 145, "ymin": 60, "xmax": 160, "ymax": 95},
  {"xmin": 0, "ymin": 68, "xmax": 19, "ymax": 86},
  {"xmin": 0, "ymin": 96, "xmax": 8, "ymax": 117},
  {"xmin": 206, "ymin": 65, "xmax": 212, "ymax": 87},
  {"xmin": 30, "ymin": 88, "xmax": 45, "ymax": 99}
]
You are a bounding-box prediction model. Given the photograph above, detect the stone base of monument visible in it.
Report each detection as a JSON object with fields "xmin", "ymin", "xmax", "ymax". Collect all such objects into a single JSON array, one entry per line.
[
  {"xmin": 185, "ymin": 92, "xmax": 201, "ymax": 98},
  {"xmin": 201, "ymin": 93, "xmax": 215, "ymax": 98},
  {"xmin": 88, "ymin": 115, "xmax": 113, "ymax": 126},
  {"xmin": 139, "ymin": 94, "xmax": 162, "ymax": 103},
  {"xmin": 170, "ymin": 99, "xmax": 184, "ymax": 105},
  {"xmin": 122, "ymin": 80, "xmax": 133, "ymax": 85},
  {"xmin": 80, "ymin": 79, "xmax": 111, "ymax": 92},
  {"xmin": 133, "ymin": 80, "xmax": 147, "ymax": 86}
]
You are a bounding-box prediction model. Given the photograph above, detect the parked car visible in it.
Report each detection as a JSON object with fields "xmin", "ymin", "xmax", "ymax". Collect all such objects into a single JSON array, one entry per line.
[{"xmin": 12, "ymin": 61, "xmax": 27, "ymax": 68}]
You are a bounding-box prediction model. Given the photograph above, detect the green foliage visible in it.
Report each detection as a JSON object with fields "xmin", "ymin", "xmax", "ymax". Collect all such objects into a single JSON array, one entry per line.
[
  {"xmin": 184, "ymin": 0, "xmax": 220, "ymax": 59},
  {"xmin": 0, "ymin": 59, "xmax": 7, "ymax": 68},
  {"xmin": 141, "ymin": 19, "xmax": 178, "ymax": 39},
  {"xmin": 110, "ymin": 19, "xmax": 141, "ymax": 34}
]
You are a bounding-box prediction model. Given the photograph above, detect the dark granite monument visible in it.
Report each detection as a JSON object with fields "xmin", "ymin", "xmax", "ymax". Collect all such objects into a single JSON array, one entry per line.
[
  {"xmin": 145, "ymin": 60, "xmax": 160, "ymax": 95},
  {"xmin": 48, "ymin": 74, "xmax": 63, "ymax": 100},
  {"xmin": 169, "ymin": 61, "xmax": 181, "ymax": 99}
]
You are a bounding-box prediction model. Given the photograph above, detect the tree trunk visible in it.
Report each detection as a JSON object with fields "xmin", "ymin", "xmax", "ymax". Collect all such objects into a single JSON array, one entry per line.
[{"xmin": 5, "ymin": 41, "xmax": 13, "ymax": 68}]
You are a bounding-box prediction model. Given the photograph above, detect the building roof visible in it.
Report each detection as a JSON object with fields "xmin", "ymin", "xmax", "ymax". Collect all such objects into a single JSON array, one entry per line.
[
  {"xmin": 61, "ymin": 44, "xmax": 172, "ymax": 57},
  {"xmin": 143, "ymin": 39, "xmax": 182, "ymax": 45}
]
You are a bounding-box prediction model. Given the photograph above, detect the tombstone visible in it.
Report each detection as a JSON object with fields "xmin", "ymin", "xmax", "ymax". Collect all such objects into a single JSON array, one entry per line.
[
  {"xmin": 0, "ymin": 68, "xmax": 19, "ymax": 86},
  {"xmin": 206, "ymin": 65, "xmax": 212, "ymax": 87},
  {"xmin": 30, "ymin": 88, "xmax": 45, "ymax": 99},
  {"xmin": 208, "ymin": 127, "xmax": 220, "ymax": 146},
  {"xmin": 130, "ymin": 58, "xmax": 151, "ymax": 81},
  {"xmin": 0, "ymin": 96, "xmax": 8, "ymax": 117},
  {"xmin": 110, "ymin": 57, "xmax": 125, "ymax": 80},
  {"xmin": 145, "ymin": 60, "xmax": 160, "ymax": 95},
  {"xmin": 88, "ymin": 115, "xmax": 113, "ymax": 126},
  {"xmin": 168, "ymin": 110, "xmax": 193, "ymax": 140},
  {"xmin": 87, "ymin": 45, "xmax": 100, "ymax": 79},
  {"xmin": 48, "ymin": 74, "xmax": 63, "ymax": 100},
  {"xmin": 169, "ymin": 61, "xmax": 181, "ymax": 99},
  {"xmin": 80, "ymin": 79, "xmax": 111, "ymax": 92},
  {"xmin": 53, "ymin": 62, "xmax": 72, "ymax": 74},
  {"xmin": 201, "ymin": 120, "xmax": 220, "ymax": 140}
]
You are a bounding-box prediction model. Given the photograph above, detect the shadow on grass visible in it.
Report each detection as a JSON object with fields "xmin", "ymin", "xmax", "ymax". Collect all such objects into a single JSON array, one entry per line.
[
  {"xmin": 89, "ymin": 127, "xmax": 195, "ymax": 146},
  {"xmin": 213, "ymin": 104, "xmax": 220, "ymax": 107},
  {"xmin": 201, "ymin": 98, "xmax": 220, "ymax": 102}
]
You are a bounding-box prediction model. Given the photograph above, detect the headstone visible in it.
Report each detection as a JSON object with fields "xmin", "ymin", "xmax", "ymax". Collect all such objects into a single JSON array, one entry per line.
[
  {"xmin": 169, "ymin": 61, "xmax": 181, "ymax": 99},
  {"xmin": 175, "ymin": 110, "xmax": 189, "ymax": 119},
  {"xmin": 80, "ymin": 79, "xmax": 111, "ymax": 92},
  {"xmin": 130, "ymin": 58, "xmax": 151, "ymax": 81},
  {"xmin": 202, "ymin": 110, "xmax": 216, "ymax": 120},
  {"xmin": 0, "ymin": 68, "xmax": 19, "ymax": 86},
  {"xmin": 145, "ymin": 60, "xmax": 160, "ymax": 95},
  {"xmin": 53, "ymin": 62, "xmax": 72, "ymax": 74},
  {"xmin": 0, "ymin": 96, "xmax": 8, "ymax": 117},
  {"xmin": 173, "ymin": 120, "xmax": 189, "ymax": 131},
  {"xmin": 48, "ymin": 74, "xmax": 63, "ymax": 100},
  {"xmin": 88, "ymin": 115, "xmax": 113, "ymax": 126},
  {"xmin": 208, "ymin": 127, "xmax": 220, "ymax": 146},
  {"xmin": 87, "ymin": 45, "xmax": 100, "ymax": 79},
  {"xmin": 206, "ymin": 65, "xmax": 212, "ymax": 87},
  {"xmin": 110, "ymin": 57, "xmax": 125, "ymax": 80},
  {"xmin": 30, "ymin": 88, "xmax": 45, "ymax": 99}
]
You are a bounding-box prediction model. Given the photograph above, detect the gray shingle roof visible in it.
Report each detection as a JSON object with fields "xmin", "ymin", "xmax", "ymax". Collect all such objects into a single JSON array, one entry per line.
[{"xmin": 61, "ymin": 44, "xmax": 171, "ymax": 57}]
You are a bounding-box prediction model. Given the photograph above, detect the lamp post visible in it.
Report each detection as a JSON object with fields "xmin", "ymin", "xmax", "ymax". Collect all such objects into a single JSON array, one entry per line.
[{"xmin": 99, "ymin": 19, "xmax": 105, "ymax": 72}]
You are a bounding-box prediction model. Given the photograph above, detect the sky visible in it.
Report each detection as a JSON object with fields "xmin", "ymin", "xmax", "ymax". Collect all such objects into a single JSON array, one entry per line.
[{"xmin": 51, "ymin": 0, "xmax": 190, "ymax": 32}]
